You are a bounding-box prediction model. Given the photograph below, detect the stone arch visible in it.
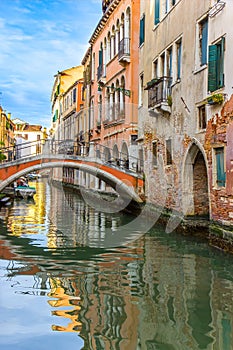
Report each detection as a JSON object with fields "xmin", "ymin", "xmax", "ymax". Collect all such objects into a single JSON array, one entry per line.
[
  {"xmin": 113, "ymin": 144, "xmax": 119, "ymax": 162},
  {"xmin": 125, "ymin": 6, "xmax": 131, "ymax": 39},
  {"xmin": 121, "ymin": 142, "xmax": 129, "ymax": 169},
  {"xmin": 182, "ymin": 140, "xmax": 209, "ymax": 217},
  {"xmin": 104, "ymin": 146, "xmax": 111, "ymax": 162}
]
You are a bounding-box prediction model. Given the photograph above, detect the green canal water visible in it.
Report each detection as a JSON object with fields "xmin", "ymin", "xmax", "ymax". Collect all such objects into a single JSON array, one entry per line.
[{"xmin": 0, "ymin": 180, "xmax": 233, "ymax": 350}]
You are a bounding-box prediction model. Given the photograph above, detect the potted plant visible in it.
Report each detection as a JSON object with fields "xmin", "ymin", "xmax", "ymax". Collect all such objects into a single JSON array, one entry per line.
[{"xmin": 207, "ymin": 93, "xmax": 224, "ymax": 105}]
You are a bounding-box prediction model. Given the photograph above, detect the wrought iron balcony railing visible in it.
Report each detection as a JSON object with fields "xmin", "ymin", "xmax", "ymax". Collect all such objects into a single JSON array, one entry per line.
[
  {"xmin": 146, "ymin": 76, "xmax": 172, "ymax": 109},
  {"xmin": 118, "ymin": 38, "xmax": 130, "ymax": 63},
  {"xmin": 97, "ymin": 64, "xmax": 106, "ymax": 81}
]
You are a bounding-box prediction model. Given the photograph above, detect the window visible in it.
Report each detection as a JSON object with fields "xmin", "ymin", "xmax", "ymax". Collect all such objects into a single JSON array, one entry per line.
[
  {"xmin": 92, "ymin": 53, "xmax": 95, "ymax": 81},
  {"xmin": 155, "ymin": 0, "xmax": 160, "ymax": 25},
  {"xmin": 153, "ymin": 59, "xmax": 158, "ymax": 79},
  {"xmin": 176, "ymin": 40, "xmax": 182, "ymax": 80},
  {"xmin": 198, "ymin": 105, "xmax": 207, "ymax": 129},
  {"xmin": 73, "ymin": 88, "xmax": 76, "ymax": 103},
  {"xmin": 167, "ymin": 47, "xmax": 173, "ymax": 79},
  {"xmin": 208, "ymin": 37, "xmax": 225, "ymax": 92},
  {"xmin": 139, "ymin": 14, "xmax": 145, "ymax": 46},
  {"xmin": 152, "ymin": 141, "xmax": 158, "ymax": 166},
  {"xmin": 166, "ymin": 139, "xmax": 172, "ymax": 165},
  {"xmin": 199, "ymin": 17, "xmax": 208, "ymax": 65},
  {"xmin": 160, "ymin": 52, "xmax": 165, "ymax": 76},
  {"xmin": 139, "ymin": 74, "xmax": 144, "ymax": 106},
  {"xmin": 215, "ymin": 147, "xmax": 226, "ymax": 187}
]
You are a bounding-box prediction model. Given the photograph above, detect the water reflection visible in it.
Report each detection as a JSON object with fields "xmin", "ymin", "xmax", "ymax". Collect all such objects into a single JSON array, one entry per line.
[{"xmin": 0, "ymin": 180, "xmax": 233, "ymax": 349}]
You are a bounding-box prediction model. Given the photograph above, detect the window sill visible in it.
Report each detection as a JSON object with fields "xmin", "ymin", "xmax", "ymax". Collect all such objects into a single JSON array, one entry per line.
[
  {"xmin": 196, "ymin": 128, "xmax": 206, "ymax": 134},
  {"xmin": 152, "ymin": 24, "xmax": 159, "ymax": 31},
  {"xmin": 213, "ymin": 186, "xmax": 226, "ymax": 191},
  {"xmin": 171, "ymin": 79, "xmax": 181, "ymax": 88},
  {"xmin": 193, "ymin": 64, "xmax": 207, "ymax": 75}
]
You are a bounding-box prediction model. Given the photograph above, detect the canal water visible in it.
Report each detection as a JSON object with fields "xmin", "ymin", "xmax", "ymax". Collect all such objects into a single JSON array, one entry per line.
[{"xmin": 0, "ymin": 180, "xmax": 233, "ymax": 350}]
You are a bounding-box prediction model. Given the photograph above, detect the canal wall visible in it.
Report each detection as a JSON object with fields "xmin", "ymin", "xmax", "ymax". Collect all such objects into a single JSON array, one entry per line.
[{"xmin": 51, "ymin": 179, "xmax": 233, "ymax": 254}]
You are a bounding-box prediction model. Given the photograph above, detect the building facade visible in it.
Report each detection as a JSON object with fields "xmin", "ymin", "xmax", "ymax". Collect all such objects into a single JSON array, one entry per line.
[
  {"xmin": 50, "ymin": 66, "xmax": 84, "ymax": 182},
  {"xmin": 138, "ymin": 0, "xmax": 233, "ymax": 228},
  {"xmin": 0, "ymin": 107, "xmax": 15, "ymax": 161},
  {"xmin": 13, "ymin": 118, "xmax": 45, "ymax": 158},
  {"xmin": 86, "ymin": 0, "xmax": 140, "ymax": 169}
]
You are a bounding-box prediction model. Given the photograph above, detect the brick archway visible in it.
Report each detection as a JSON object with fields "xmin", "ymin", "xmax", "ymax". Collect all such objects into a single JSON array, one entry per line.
[{"xmin": 183, "ymin": 142, "xmax": 209, "ymax": 217}]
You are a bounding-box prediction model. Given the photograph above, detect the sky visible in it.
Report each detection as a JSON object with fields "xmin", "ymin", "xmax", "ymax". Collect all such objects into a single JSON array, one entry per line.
[{"xmin": 0, "ymin": 0, "xmax": 102, "ymax": 129}]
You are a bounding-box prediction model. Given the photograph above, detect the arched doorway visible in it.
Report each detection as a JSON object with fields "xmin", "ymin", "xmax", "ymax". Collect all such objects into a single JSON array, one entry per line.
[
  {"xmin": 113, "ymin": 144, "xmax": 120, "ymax": 165},
  {"xmin": 183, "ymin": 143, "xmax": 209, "ymax": 217},
  {"xmin": 121, "ymin": 142, "xmax": 129, "ymax": 169},
  {"xmin": 104, "ymin": 147, "xmax": 111, "ymax": 162}
]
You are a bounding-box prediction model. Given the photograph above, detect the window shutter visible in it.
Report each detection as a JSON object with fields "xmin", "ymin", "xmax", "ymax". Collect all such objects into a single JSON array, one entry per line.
[
  {"xmin": 201, "ymin": 19, "xmax": 208, "ymax": 65},
  {"xmin": 169, "ymin": 49, "xmax": 173, "ymax": 78},
  {"xmin": 177, "ymin": 42, "xmax": 182, "ymax": 79},
  {"xmin": 139, "ymin": 15, "xmax": 145, "ymax": 46},
  {"xmin": 99, "ymin": 49, "xmax": 103, "ymax": 67},
  {"xmin": 155, "ymin": 0, "xmax": 160, "ymax": 25},
  {"xmin": 208, "ymin": 45, "xmax": 217, "ymax": 92},
  {"xmin": 216, "ymin": 148, "xmax": 226, "ymax": 186},
  {"xmin": 218, "ymin": 37, "xmax": 225, "ymax": 88}
]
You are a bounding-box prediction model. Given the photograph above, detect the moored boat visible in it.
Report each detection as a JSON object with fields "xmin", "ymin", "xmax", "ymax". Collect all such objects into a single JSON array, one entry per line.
[{"xmin": 15, "ymin": 185, "xmax": 36, "ymax": 199}]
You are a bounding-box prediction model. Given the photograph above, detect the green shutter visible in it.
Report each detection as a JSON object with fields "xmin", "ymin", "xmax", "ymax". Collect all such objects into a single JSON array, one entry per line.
[
  {"xmin": 208, "ymin": 45, "xmax": 217, "ymax": 92},
  {"xmin": 201, "ymin": 19, "xmax": 208, "ymax": 65},
  {"xmin": 216, "ymin": 147, "xmax": 226, "ymax": 187},
  {"xmin": 139, "ymin": 15, "xmax": 145, "ymax": 46},
  {"xmin": 218, "ymin": 37, "xmax": 225, "ymax": 88},
  {"xmin": 155, "ymin": 0, "xmax": 160, "ymax": 25},
  {"xmin": 99, "ymin": 48, "xmax": 103, "ymax": 67}
]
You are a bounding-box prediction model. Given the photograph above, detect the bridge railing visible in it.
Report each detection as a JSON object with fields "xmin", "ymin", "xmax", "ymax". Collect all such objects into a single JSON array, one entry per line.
[
  {"xmin": 93, "ymin": 143, "xmax": 144, "ymax": 174},
  {"xmin": 0, "ymin": 139, "xmax": 144, "ymax": 175},
  {"xmin": 0, "ymin": 139, "xmax": 45, "ymax": 162}
]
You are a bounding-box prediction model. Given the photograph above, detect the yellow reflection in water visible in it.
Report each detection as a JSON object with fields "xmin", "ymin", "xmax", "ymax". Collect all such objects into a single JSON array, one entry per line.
[
  {"xmin": 7, "ymin": 181, "xmax": 47, "ymax": 236},
  {"xmin": 48, "ymin": 277, "xmax": 82, "ymax": 333}
]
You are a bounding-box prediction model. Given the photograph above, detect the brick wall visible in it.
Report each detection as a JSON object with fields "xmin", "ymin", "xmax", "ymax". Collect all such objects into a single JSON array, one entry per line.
[{"xmin": 205, "ymin": 94, "xmax": 233, "ymax": 225}]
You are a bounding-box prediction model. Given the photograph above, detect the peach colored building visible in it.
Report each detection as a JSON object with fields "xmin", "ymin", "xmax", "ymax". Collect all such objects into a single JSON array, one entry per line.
[{"xmin": 85, "ymin": 0, "xmax": 140, "ymax": 169}]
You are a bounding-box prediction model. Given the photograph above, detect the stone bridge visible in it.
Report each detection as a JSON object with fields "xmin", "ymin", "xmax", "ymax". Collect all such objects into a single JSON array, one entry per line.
[{"xmin": 0, "ymin": 152, "xmax": 144, "ymax": 203}]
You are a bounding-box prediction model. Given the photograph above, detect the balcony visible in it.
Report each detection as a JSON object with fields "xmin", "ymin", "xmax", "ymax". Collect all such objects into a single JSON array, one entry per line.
[
  {"xmin": 118, "ymin": 38, "xmax": 130, "ymax": 64},
  {"xmin": 97, "ymin": 64, "xmax": 106, "ymax": 84},
  {"xmin": 146, "ymin": 76, "xmax": 172, "ymax": 113}
]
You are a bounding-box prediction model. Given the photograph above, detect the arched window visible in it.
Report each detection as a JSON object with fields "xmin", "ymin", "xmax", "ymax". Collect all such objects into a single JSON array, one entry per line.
[
  {"xmin": 107, "ymin": 32, "xmax": 111, "ymax": 61},
  {"xmin": 120, "ymin": 76, "xmax": 125, "ymax": 117},
  {"xmin": 112, "ymin": 25, "xmax": 116, "ymax": 57},
  {"xmin": 106, "ymin": 87, "xmax": 110, "ymax": 122},
  {"xmin": 92, "ymin": 52, "xmax": 95, "ymax": 81},
  {"xmin": 98, "ymin": 94, "xmax": 102, "ymax": 125},
  {"xmin": 116, "ymin": 79, "xmax": 120, "ymax": 119},
  {"xmin": 111, "ymin": 83, "xmax": 115, "ymax": 120},
  {"xmin": 90, "ymin": 100, "xmax": 94, "ymax": 129},
  {"xmin": 116, "ymin": 19, "xmax": 120, "ymax": 54}
]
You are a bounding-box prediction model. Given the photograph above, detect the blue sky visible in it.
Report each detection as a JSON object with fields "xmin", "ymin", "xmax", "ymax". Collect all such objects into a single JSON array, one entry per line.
[{"xmin": 0, "ymin": 0, "xmax": 102, "ymax": 128}]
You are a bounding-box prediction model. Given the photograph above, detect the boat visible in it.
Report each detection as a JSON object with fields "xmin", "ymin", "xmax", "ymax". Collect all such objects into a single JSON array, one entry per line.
[
  {"xmin": 0, "ymin": 195, "xmax": 12, "ymax": 207},
  {"xmin": 14, "ymin": 177, "xmax": 36, "ymax": 199},
  {"xmin": 15, "ymin": 185, "xmax": 36, "ymax": 199}
]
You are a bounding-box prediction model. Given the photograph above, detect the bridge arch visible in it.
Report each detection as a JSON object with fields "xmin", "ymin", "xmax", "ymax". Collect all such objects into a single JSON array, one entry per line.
[{"xmin": 0, "ymin": 157, "xmax": 143, "ymax": 203}]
